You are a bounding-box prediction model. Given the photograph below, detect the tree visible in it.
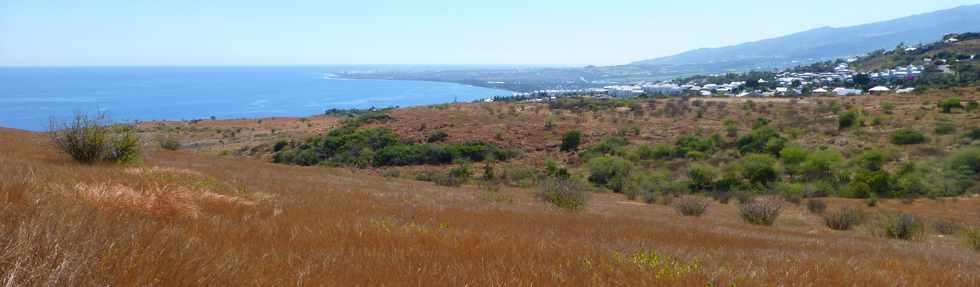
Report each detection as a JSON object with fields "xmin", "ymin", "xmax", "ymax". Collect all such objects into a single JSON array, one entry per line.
[
  {"xmin": 852, "ymin": 73, "xmax": 871, "ymax": 88},
  {"xmin": 560, "ymin": 130, "xmax": 582, "ymax": 152}
]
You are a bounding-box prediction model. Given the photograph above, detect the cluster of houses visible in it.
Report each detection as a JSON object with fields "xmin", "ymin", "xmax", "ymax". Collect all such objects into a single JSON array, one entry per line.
[{"xmin": 492, "ymin": 50, "xmax": 976, "ymax": 103}]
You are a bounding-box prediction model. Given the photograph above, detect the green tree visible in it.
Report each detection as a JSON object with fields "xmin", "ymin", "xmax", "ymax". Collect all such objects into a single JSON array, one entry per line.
[{"xmin": 560, "ymin": 130, "xmax": 582, "ymax": 152}]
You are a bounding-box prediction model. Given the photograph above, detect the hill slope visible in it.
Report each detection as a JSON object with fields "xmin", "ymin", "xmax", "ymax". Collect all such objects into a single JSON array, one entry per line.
[{"xmin": 631, "ymin": 4, "xmax": 980, "ymax": 73}]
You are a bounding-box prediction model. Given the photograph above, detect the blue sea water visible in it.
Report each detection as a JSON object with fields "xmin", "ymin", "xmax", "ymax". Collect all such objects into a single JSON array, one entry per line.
[{"xmin": 0, "ymin": 66, "xmax": 509, "ymax": 131}]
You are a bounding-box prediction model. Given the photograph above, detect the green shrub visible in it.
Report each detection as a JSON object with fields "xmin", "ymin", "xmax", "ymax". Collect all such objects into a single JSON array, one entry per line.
[
  {"xmin": 938, "ymin": 98, "xmax": 963, "ymax": 113},
  {"xmin": 624, "ymin": 171, "xmax": 664, "ymax": 200},
  {"xmin": 884, "ymin": 213, "xmax": 922, "ymax": 240},
  {"xmin": 587, "ymin": 156, "xmax": 634, "ymax": 192},
  {"xmin": 967, "ymin": 128, "xmax": 980, "ymax": 140},
  {"xmin": 433, "ymin": 166, "xmax": 471, "ymax": 187},
  {"xmin": 779, "ymin": 145, "xmax": 809, "ymax": 175},
  {"xmin": 159, "ymin": 137, "xmax": 180, "ymax": 151},
  {"xmin": 374, "ymin": 144, "xmax": 452, "ymax": 166},
  {"xmin": 934, "ymin": 120, "xmax": 957, "ymax": 135},
  {"xmin": 866, "ymin": 194, "xmax": 879, "ymax": 207},
  {"xmin": 773, "ymin": 182, "xmax": 804, "ymax": 204},
  {"xmin": 738, "ymin": 200, "xmax": 782, "ymax": 226},
  {"xmin": 849, "ymin": 168, "xmax": 894, "ymax": 198},
  {"xmin": 673, "ymin": 197, "xmax": 708, "ymax": 217},
  {"xmin": 838, "ymin": 110, "xmax": 858, "ymax": 129},
  {"xmin": 650, "ymin": 144, "xmax": 673, "ymax": 160},
  {"xmin": 538, "ymin": 178, "xmax": 590, "ymax": 210},
  {"xmin": 799, "ymin": 149, "xmax": 843, "ymax": 180},
  {"xmin": 426, "ymin": 130, "xmax": 449, "ymax": 143},
  {"xmin": 109, "ymin": 131, "xmax": 141, "ymax": 164},
  {"xmin": 739, "ymin": 154, "xmax": 780, "ymax": 186},
  {"xmin": 580, "ymin": 136, "xmax": 630, "ymax": 160},
  {"xmin": 882, "ymin": 102, "xmax": 896, "ymax": 114},
  {"xmin": 891, "ymin": 129, "xmax": 927, "ymax": 145},
  {"xmin": 967, "ymin": 100, "xmax": 980, "ymax": 112},
  {"xmin": 673, "ymin": 134, "xmax": 718, "ymax": 158},
  {"xmin": 853, "ymin": 149, "xmax": 892, "ymax": 172},
  {"xmin": 823, "ymin": 207, "xmax": 862, "ymax": 230},
  {"xmin": 736, "ymin": 127, "xmax": 786, "ymax": 155},
  {"xmin": 415, "ymin": 172, "xmax": 437, "ymax": 182},
  {"xmin": 724, "ymin": 119, "xmax": 739, "ymax": 138},
  {"xmin": 687, "ymin": 164, "xmax": 718, "ymax": 191},
  {"xmin": 947, "ymin": 147, "xmax": 980, "ymax": 176},
  {"xmin": 49, "ymin": 113, "xmax": 141, "ymax": 164},
  {"xmin": 560, "ymin": 130, "xmax": 582, "ymax": 152}
]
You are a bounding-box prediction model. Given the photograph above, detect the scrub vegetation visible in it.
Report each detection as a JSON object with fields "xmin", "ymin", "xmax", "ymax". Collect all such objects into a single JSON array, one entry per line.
[{"xmin": 6, "ymin": 88, "xmax": 980, "ymax": 286}]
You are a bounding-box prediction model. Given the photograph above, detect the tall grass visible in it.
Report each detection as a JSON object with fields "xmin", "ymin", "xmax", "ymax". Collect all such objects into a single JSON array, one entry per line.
[{"xmin": 2, "ymin": 127, "xmax": 980, "ymax": 286}]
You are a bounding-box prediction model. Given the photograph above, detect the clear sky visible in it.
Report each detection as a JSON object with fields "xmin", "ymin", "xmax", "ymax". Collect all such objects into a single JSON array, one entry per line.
[{"xmin": 2, "ymin": 0, "xmax": 979, "ymax": 66}]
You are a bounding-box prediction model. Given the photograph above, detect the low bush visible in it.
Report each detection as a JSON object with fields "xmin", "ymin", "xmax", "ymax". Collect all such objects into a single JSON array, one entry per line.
[
  {"xmin": 891, "ymin": 129, "xmax": 927, "ymax": 145},
  {"xmin": 433, "ymin": 166, "xmax": 471, "ymax": 187},
  {"xmin": 823, "ymin": 207, "xmax": 862, "ymax": 230},
  {"xmin": 426, "ymin": 130, "xmax": 449, "ymax": 143},
  {"xmin": 968, "ymin": 128, "xmax": 980, "ymax": 141},
  {"xmin": 884, "ymin": 213, "xmax": 922, "ymax": 240},
  {"xmin": 159, "ymin": 137, "xmax": 180, "ymax": 151},
  {"xmin": 687, "ymin": 164, "xmax": 718, "ymax": 191},
  {"xmin": 738, "ymin": 200, "xmax": 782, "ymax": 226},
  {"xmin": 739, "ymin": 154, "xmax": 780, "ymax": 186},
  {"xmin": 538, "ymin": 178, "xmax": 590, "ymax": 210},
  {"xmin": 49, "ymin": 113, "xmax": 141, "ymax": 164},
  {"xmin": 838, "ymin": 110, "xmax": 858, "ymax": 129},
  {"xmin": 498, "ymin": 168, "xmax": 539, "ymax": 189},
  {"xmin": 381, "ymin": 169, "xmax": 401, "ymax": 178},
  {"xmin": 934, "ymin": 120, "xmax": 957, "ymax": 135},
  {"xmin": 587, "ymin": 156, "xmax": 633, "ymax": 192},
  {"xmin": 865, "ymin": 194, "xmax": 879, "ymax": 207},
  {"xmin": 806, "ymin": 199, "xmax": 827, "ymax": 214},
  {"xmin": 624, "ymin": 171, "xmax": 663, "ymax": 201},
  {"xmin": 673, "ymin": 197, "xmax": 708, "ymax": 217},
  {"xmin": 966, "ymin": 229, "xmax": 980, "ymax": 251},
  {"xmin": 276, "ymin": 125, "xmax": 516, "ymax": 168},
  {"xmin": 932, "ymin": 218, "xmax": 962, "ymax": 235},
  {"xmin": 938, "ymin": 98, "xmax": 963, "ymax": 113}
]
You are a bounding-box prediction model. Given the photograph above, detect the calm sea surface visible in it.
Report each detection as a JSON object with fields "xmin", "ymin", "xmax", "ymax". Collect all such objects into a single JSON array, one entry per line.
[{"xmin": 0, "ymin": 66, "xmax": 509, "ymax": 131}]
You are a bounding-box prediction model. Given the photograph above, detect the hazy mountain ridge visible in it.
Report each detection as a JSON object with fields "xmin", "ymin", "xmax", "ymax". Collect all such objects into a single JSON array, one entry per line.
[{"xmin": 631, "ymin": 4, "xmax": 980, "ymax": 72}]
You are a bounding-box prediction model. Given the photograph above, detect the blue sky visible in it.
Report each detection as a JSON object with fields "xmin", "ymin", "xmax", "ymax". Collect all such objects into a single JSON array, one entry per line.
[{"xmin": 1, "ymin": 0, "xmax": 978, "ymax": 66}]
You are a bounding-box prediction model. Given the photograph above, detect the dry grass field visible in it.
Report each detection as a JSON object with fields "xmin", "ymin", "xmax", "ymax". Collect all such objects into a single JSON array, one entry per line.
[{"xmin": 3, "ymin": 90, "xmax": 980, "ymax": 286}]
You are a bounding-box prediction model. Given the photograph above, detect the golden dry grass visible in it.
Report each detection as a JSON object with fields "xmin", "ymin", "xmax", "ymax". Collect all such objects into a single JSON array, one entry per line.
[{"xmin": 3, "ymin": 116, "xmax": 980, "ymax": 287}]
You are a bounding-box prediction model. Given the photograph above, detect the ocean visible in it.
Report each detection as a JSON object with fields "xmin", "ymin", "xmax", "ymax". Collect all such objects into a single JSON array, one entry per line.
[{"xmin": 0, "ymin": 66, "xmax": 510, "ymax": 131}]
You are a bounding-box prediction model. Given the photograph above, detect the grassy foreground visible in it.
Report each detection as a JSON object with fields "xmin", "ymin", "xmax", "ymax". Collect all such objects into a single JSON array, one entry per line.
[{"xmin": 4, "ymin": 91, "xmax": 980, "ymax": 285}]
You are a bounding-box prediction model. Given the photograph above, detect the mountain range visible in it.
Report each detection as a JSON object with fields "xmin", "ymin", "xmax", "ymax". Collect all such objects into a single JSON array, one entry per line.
[{"xmin": 630, "ymin": 4, "xmax": 980, "ymax": 73}]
